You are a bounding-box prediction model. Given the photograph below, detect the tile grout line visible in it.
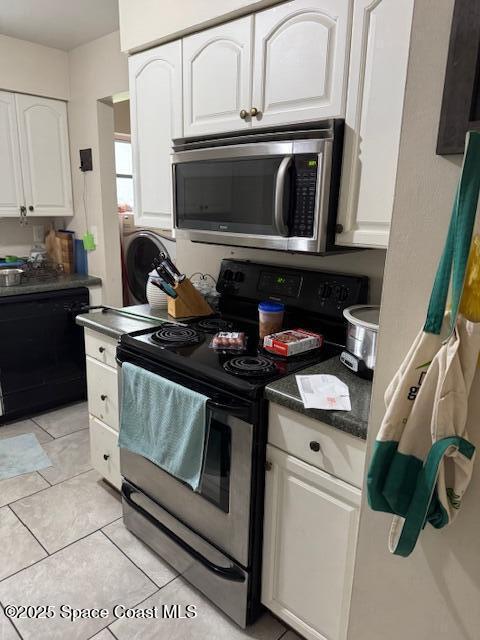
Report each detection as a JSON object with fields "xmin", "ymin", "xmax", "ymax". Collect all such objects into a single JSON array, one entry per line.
[
  {"xmin": 0, "ymin": 602, "xmax": 24, "ymax": 640},
  {"xmin": 6, "ymin": 467, "xmax": 101, "ymax": 508},
  {"xmin": 99, "ymin": 528, "xmax": 178, "ymax": 595},
  {"xmin": 25, "ymin": 418, "xmax": 56, "ymax": 441},
  {"xmin": 37, "ymin": 463, "xmax": 93, "ymax": 487},
  {"xmin": 6, "ymin": 504, "xmax": 49, "ymax": 556},
  {"xmin": 0, "ymin": 515, "xmax": 124, "ymax": 585}
]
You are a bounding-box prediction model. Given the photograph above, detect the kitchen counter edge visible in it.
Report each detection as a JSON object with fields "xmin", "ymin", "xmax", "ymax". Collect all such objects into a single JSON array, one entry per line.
[
  {"xmin": 0, "ymin": 274, "xmax": 102, "ymax": 298},
  {"xmin": 76, "ymin": 304, "xmax": 170, "ymax": 339},
  {"xmin": 265, "ymin": 356, "xmax": 371, "ymax": 440}
]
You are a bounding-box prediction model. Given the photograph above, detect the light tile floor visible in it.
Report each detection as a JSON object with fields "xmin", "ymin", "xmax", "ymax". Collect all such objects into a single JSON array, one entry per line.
[{"xmin": 0, "ymin": 403, "xmax": 299, "ymax": 640}]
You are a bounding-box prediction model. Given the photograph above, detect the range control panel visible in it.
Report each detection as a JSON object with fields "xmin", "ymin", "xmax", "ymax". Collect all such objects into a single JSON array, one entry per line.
[{"xmin": 217, "ymin": 259, "xmax": 369, "ymax": 319}]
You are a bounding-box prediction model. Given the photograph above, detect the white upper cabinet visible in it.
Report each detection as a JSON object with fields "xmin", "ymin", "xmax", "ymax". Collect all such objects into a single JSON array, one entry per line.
[
  {"xmin": 262, "ymin": 445, "xmax": 361, "ymax": 640},
  {"xmin": 252, "ymin": 0, "xmax": 351, "ymax": 128},
  {"xmin": 0, "ymin": 91, "xmax": 24, "ymax": 217},
  {"xmin": 129, "ymin": 40, "xmax": 182, "ymax": 229},
  {"xmin": 15, "ymin": 94, "xmax": 73, "ymax": 217},
  {"xmin": 183, "ymin": 17, "xmax": 253, "ymax": 137},
  {"xmin": 336, "ymin": 0, "xmax": 414, "ymax": 248}
]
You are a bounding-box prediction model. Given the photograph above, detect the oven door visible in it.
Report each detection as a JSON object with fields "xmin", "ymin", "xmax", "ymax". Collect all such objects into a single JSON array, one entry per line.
[
  {"xmin": 173, "ymin": 141, "xmax": 293, "ymax": 251},
  {"xmin": 118, "ymin": 359, "xmax": 254, "ymax": 568}
]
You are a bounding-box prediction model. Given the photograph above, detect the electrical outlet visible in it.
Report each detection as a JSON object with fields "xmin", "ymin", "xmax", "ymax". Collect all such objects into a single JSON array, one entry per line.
[{"xmin": 80, "ymin": 148, "xmax": 93, "ymax": 172}]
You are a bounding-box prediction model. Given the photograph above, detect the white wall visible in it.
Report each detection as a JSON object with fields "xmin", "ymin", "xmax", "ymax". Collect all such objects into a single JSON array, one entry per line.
[
  {"xmin": 67, "ymin": 31, "xmax": 128, "ymax": 305},
  {"xmin": 0, "ymin": 34, "xmax": 69, "ymax": 99},
  {"xmin": 114, "ymin": 99, "xmax": 130, "ymax": 135},
  {"xmin": 118, "ymin": 0, "xmax": 282, "ymax": 52},
  {"xmin": 347, "ymin": 1, "xmax": 480, "ymax": 638},
  {"xmin": 176, "ymin": 239, "xmax": 386, "ymax": 304},
  {"xmin": 0, "ymin": 36, "xmax": 69, "ymax": 257}
]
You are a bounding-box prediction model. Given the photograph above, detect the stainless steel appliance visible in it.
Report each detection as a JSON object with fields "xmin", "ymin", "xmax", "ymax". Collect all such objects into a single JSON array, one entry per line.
[
  {"xmin": 0, "ymin": 268, "xmax": 23, "ymax": 287},
  {"xmin": 116, "ymin": 260, "xmax": 368, "ymax": 627},
  {"xmin": 119, "ymin": 212, "xmax": 176, "ymax": 305},
  {"xmin": 340, "ymin": 305, "xmax": 380, "ymax": 378},
  {"xmin": 172, "ymin": 120, "xmax": 344, "ymax": 254}
]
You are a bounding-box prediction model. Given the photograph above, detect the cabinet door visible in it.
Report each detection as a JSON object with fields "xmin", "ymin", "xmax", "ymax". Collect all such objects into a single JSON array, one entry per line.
[
  {"xmin": 183, "ymin": 16, "xmax": 253, "ymax": 136},
  {"xmin": 262, "ymin": 445, "xmax": 361, "ymax": 640},
  {"xmin": 15, "ymin": 94, "xmax": 73, "ymax": 217},
  {"xmin": 129, "ymin": 40, "xmax": 182, "ymax": 229},
  {"xmin": 336, "ymin": 0, "xmax": 414, "ymax": 248},
  {"xmin": 0, "ymin": 91, "xmax": 24, "ymax": 217},
  {"xmin": 252, "ymin": 0, "xmax": 351, "ymax": 128}
]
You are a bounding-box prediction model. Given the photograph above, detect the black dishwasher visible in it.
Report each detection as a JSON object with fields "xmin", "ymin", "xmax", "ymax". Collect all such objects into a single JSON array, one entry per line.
[{"xmin": 0, "ymin": 287, "xmax": 89, "ymax": 422}]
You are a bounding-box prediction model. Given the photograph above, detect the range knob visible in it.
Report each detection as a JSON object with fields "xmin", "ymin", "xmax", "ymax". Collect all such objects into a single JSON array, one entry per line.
[
  {"xmin": 319, "ymin": 283, "xmax": 332, "ymax": 299},
  {"xmin": 224, "ymin": 269, "xmax": 233, "ymax": 281},
  {"xmin": 233, "ymin": 271, "xmax": 245, "ymax": 282}
]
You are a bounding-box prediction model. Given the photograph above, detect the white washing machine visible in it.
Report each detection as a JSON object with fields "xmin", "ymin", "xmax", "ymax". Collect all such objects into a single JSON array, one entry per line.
[{"xmin": 119, "ymin": 213, "xmax": 176, "ymax": 305}]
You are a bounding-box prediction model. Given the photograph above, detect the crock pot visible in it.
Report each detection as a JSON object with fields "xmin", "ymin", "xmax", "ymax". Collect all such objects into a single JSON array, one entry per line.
[{"xmin": 340, "ymin": 305, "xmax": 380, "ymax": 378}]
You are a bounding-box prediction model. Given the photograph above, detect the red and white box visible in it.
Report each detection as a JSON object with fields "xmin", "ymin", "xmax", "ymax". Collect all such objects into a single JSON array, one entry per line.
[{"xmin": 263, "ymin": 328, "xmax": 324, "ymax": 357}]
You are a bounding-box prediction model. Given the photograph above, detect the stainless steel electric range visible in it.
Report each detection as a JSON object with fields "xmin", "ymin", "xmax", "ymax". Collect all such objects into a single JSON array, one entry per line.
[{"xmin": 116, "ymin": 260, "xmax": 368, "ymax": 627}]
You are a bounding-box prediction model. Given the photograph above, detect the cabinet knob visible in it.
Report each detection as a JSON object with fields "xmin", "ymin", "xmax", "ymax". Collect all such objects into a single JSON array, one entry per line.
[
  {"xmin": 335, "ymin": 223, "xmax": 344, "ymax": 234},
  {"xmin": 98, "ymin": 346, "xmax": 105, "ymax": 353},
  {"xmin": 309, "ymin": 441, "xmax": 321, "ymax": 453},
  {"xmin": 250, "ymin": 107, "xmax": 260, "ymax": 117},
  {"xmin": 103, "ymin": 453, "xmax": 110, "ymax": 461},
  {"xmin": 101, "ymin": 394, "xmax": 107, "ymax": 401},
  {"xmin": 265, "ymin": 460, "xmax": 272, "ymax": 471},
  {"xmin": 28, "ymin": 205, "xmax": 34, "ymax": 212},
  {"xmin": 239, "ymin": 109, "xmax": 248, "ymax": 119}
]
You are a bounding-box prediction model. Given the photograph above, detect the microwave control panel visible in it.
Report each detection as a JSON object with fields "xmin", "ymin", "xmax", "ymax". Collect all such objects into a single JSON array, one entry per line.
[
  {"xmin": 217, "ymin": 260, "xmax": 369, "ymax": 319},
  {"xmin": 291, "ymin": 156, "xmax": 319, "ymax": 238}
]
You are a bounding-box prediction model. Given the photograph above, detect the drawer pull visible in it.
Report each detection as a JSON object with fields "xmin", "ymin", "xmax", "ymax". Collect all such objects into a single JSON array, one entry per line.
[
  {"xmin": 103, "ymin": 453, "xmax": 110, "ymax": 461},
  {"xmin": 98, "ymin": 346, "xmax": 105, "ymax": 353},
  {"xmin": 101, "ymin": 394, "xmax": 107, "ymax": 401},
  {"xmin": 309, "ymin": 441, "xmax": 321, "ymax": 452}
]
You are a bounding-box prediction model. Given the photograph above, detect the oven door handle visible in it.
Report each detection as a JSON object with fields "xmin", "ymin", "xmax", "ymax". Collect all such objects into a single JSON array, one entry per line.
[
  {"xmin": 121, "ymin": 483, "xmax": 246, "ymax": 583},
  {"xmin": 274, "ymin": 155, "xmax": 292, "ymax": 237},
  {"xmin": 116, "ymin": 358, "xmax": 251, "ymax": 420},
  {"xmin": 207, "ymin": 399, "xmax": 250, "ymax": 420}
]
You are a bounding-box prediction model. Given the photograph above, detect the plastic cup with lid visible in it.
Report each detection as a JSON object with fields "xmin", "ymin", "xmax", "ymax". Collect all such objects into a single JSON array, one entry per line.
[{"xmin": 258, "ymin": 301, "xmax": 285, "ymax": 339}]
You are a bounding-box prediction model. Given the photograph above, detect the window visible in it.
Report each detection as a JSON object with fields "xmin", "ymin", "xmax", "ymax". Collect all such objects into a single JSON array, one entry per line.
[{"xmin": 115, "ymin": 139, "xmax": 134, "ymax": 212}]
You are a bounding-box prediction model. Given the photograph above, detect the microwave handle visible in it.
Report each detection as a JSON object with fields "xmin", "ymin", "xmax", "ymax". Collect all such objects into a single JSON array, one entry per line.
[{"xmin": 274, "ymin": 155, "xmax": 293, "ymax": 237}]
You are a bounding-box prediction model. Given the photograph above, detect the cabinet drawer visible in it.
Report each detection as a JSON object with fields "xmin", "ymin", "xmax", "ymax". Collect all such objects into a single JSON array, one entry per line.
[
  {"xmin": 89, "ymin": 415, "xmax": 121, "ymax": 490},
  {"xmin": 86, "ymin": 356, "xmax": 119, "ymax": 431},
  {"xmin": 268, "ymin": 403, "xmax": 366, "ymax": 488},
  {"xmin": 85, "ymin": 329, "xmax": 118, "ymax": 368}
]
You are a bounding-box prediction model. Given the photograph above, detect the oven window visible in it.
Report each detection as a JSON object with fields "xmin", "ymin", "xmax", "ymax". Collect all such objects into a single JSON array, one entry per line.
[
  {"xmin": 175, "ymin": 157, "xmax": 286, "ymax": 235},
  {"xmin": 200, "ymin": 417, "xmax": 231, "ymax": 513}
]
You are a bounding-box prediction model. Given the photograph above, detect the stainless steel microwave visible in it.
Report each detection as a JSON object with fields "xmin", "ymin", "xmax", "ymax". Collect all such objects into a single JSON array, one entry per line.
[{"xmin": 172, "ymin": 120, "xmax": 344, "ymax": 254}]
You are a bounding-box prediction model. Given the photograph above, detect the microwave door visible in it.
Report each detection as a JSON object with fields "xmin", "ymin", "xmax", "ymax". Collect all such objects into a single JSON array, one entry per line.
[{"xmin": 174, "ymin": 155, "xmax": 292, "ymax": 250}]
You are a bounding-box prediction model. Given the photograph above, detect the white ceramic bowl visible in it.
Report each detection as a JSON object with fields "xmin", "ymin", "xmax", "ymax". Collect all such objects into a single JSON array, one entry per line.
[{"xmin": 146, "ymin": 279, "xmax": 168, "ymax": 310}]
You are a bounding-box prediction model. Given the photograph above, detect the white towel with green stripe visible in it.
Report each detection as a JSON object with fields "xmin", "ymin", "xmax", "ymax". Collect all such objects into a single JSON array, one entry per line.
[{"xmin": 368, "ymin": 131, "xmax": 480, "ymax": 557}]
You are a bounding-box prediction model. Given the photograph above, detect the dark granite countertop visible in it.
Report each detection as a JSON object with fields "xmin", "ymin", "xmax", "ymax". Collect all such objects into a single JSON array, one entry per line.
[
  {"xmin": 76, "ymin": 304, "xmax": 171, "ymax": 338},
  {"xmin": 0, "ymin": 274, "xmax": 101, "ymax": 297},
  {"xmin": 265, "ymin": 356, "xmax": 371, "ymax": 440}
]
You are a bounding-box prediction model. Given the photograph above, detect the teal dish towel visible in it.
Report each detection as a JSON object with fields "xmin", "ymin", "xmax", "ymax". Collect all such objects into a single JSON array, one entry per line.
[{"xmin": 119, "ymin": 362, "xmax": 208, "ymax": 491}]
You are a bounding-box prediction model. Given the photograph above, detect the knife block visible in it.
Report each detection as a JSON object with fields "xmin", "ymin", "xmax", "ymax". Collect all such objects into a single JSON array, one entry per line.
[{"xmin": 167, "ymin": 278, "xmax": 214, "ymax": 319}]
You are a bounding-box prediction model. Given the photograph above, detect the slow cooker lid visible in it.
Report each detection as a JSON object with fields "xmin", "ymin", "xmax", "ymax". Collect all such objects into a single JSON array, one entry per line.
[{"xmin": 343, "ymin": 305, "xmax": 380, "ymax": 330}]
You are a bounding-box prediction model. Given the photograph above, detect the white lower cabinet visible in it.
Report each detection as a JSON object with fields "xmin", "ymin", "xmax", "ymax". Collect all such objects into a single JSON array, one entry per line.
[
  {"xmin": 89, "ymin": 416, "xmax": 121, "ymax": 490},
  {"xmin": 86, "ymin": 356, "xmax": 120, "ymax": 431},
  {"xmin": 83, "ymin": 327, "xmax": 121, "ymax": 490},
  {"xmin": 262, "ymin": 441, "xmax": 362, "ymax": 640}
]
